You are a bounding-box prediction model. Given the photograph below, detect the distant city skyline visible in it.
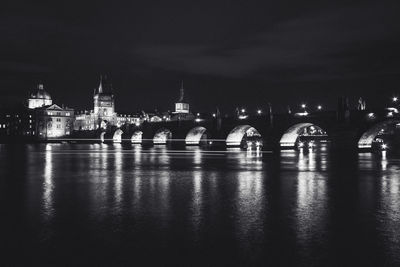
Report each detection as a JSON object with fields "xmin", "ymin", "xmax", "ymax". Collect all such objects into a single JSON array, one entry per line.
[{"xmin": 0, "ymin": 74, "xmax": 398, "ymax": 114}]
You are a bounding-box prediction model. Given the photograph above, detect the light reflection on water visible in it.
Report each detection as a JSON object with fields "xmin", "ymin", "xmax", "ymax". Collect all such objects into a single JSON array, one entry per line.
[
  {"xmin": 43, "ymin": 144, "xmax": 54, "ymax": 221},
  {"xmin": 1, "ymin": 144, "xmax": 400, "ymax": 265}
]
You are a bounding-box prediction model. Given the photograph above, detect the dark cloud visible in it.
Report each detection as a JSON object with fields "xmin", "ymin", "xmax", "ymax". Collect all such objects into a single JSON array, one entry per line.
[
  {"xmin": 0, "ymin": 0, "xmax": 399, "ymax": 112},
  {"xmin": 133, "ymin": 2, "xmax": 400, "ymax": 81}
]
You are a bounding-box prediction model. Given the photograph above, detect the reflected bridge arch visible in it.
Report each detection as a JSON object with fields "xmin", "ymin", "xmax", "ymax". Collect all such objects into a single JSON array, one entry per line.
[
  {"xmin": 358, "ymin": 119, "xmax": 400, "ymax": 149},
  {"xmin": 185, "ymin": 126, "xmax": 208, "ymax": 145},
  {"xmin": 153, "ymin": 128, "xmax": 172, "ymax": 145},
  {"xmin": 226, "ymin": 125, "xmax": 262, "ymax": 147},
  {"xmin": 280, "ymin": 123, "xmax": 328, "ymax": 149},
  {"xmin": 113, "ymin": 129, "xmax": 123, "ymax": 143}
]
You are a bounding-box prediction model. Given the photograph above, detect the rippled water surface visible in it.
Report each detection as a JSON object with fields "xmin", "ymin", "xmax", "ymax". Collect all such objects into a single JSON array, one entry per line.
[{"xmin": 2, "ymin": 144, "xmax": 400, "ymax": 266}]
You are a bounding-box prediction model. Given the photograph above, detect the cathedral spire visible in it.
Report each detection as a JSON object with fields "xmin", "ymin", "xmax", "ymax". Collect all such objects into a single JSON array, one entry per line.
[
  {"xmin": 95, "ymin": 75, "xmax": 113, "ymax": 95},
  {"xmin": 179, "ymin": 80, "xmax": 185, "ymax": 102},
  {"xmin": 98, "ymin": 75, "xmax": 103, "ymax": 94}
]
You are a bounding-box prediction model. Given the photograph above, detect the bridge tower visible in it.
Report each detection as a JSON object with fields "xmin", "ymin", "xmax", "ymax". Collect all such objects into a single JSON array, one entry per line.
[
  {"xmin": 93, "ymin": 75, "xmax": 116, "ymax": 128},
  {"xmin": 171, "ymin": 81, "xmax": 194, "ymax": 121}
]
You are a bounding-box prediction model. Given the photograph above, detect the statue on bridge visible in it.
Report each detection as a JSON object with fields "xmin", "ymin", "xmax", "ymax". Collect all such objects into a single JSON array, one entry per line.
[{"xmin": 357, "ymin": 97, "xmax": 366, "ymax": 110}]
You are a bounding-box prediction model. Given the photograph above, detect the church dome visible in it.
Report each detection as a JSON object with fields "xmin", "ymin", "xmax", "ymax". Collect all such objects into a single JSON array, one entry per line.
[{"xmin": 30, "ymin": 84, "xmax": 51, "ymax": 100}]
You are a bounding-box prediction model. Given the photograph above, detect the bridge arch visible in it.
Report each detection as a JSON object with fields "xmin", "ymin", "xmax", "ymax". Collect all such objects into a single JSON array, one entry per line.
[
  {"xmin": 153, "ymin": 128, "xmax": 172, "ymax": 145},
  {"xmin": 113, "ymin": 129, "xmax": 123, "ymax": 143},
  {"xmin": 280, "ymin": 123, "xmax": 328, "ymax": 148},
  {"xmin": 185, "ymin": 126, "xmax": 208, "ymax": 145},
  {"xmin": 226, "ymin": 125, "xmax": 262, "ymax": 147},
  {"xmin": 131, "ymin": 131, "xmax": 143, "ymax": 144},
  {"xmin": 358, "ymin": 119, "xmax": 400, "ymax": 149},
  {"xmin": 100, "ymin": 132, "xmax": 106, "ymax": 143}
]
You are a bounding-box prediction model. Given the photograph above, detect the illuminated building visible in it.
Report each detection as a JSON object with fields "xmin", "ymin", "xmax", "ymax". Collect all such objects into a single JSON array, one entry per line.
[
  {"xmin": 74, "ymin": 76, "xmax": 117, "ymax": 130},
  {"xmin": 93, "ymin": 75, "xmax": 116, "ymax": 126},
  {"xmin": 74, "ymin": 76, "xmax": 142, "ymax": 130},
  {"xmin": 171, "ymin": 81, "xmax": 195, "ymax": 121},
  {"xmin": 35, "ymin": 104, "xmax": 74, "ymax": 139},
  {"xmin": 1, "ymin": 83, "xmax": 73, "ymax": 140},
  {"xmin": 27, "ymin": 84, "xmax": 53, "ymax": 109}
]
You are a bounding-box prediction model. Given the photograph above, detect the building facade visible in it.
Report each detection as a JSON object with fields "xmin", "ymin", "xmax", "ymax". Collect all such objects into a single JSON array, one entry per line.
[
  {"xmin": 28, "ymin": 83, "xmax": 74, "ymax": 139},
  {"xmin": 35, "ymin": 104, "xmax": 74, "ymax": 139},
  {"xmin": 0, "ymin": 106, "xmax": 35, "ymax": 140}
]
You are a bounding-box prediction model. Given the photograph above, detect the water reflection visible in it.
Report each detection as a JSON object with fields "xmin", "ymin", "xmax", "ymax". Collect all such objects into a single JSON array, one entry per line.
[
  {"xmin": 191, "ymin": 171, "xmax": 203, "ymax": 235},
  {"xmin": 235, "ymin": 170, "xmax": 265, "ymax": 249},
  {"xmin": 280, "ymin": 149, "xmax": 328, "ymax": 171},
  {"xmin": 113, "ymin": 144, "xmax": 123, "ymax": 214},
  {"xmin": 226, "ymin": 148, "xmax": 263, "ymax": 170},
  {"xmin": 379, "ymin": 169, "xmax": 400, "ymax": 260},
  {"xmin": 295, "ymin": 171, "xmax": 327, "ymax": 250},
  {"xmin": 43, "ymin": 144, "xmax": 54, "ymax": 221},
  {"xmin": 4, "ymin": 144, "xmax": 400, "ymax": 265}
]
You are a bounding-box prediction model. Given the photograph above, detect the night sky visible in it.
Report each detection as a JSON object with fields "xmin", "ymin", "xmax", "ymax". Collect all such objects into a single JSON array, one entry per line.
[{"xmin": 1, "ymin": 0, "xmax": 399, "ymax": 113}]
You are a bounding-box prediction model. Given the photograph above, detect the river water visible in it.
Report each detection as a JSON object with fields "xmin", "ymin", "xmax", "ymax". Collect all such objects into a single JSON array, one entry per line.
[{"xmin": 1, "ymin": 144, "xmax": 400, "ymax": 266}]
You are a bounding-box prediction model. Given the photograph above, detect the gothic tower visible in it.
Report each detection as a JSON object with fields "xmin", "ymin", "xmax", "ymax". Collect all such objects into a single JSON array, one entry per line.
[
  {"xmin": 93, "ymin": 75, "xmax": 115, "ymax": 127},
  {"xmin": 174, "ymin": 81, "xmax": 189, "ymax": 114}
]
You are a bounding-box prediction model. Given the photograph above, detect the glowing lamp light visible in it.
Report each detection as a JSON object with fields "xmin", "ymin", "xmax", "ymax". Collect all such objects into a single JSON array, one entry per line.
[
  {"xmin": 241, "ymin": 108, "xmax": 246, "ymax": 113},
  {"xmin": 257, "ymin": 110, "xmax": 262, "ymax": 114},
  {"xmin": 212, "ymin": 113, "xmax": 216, "ymax": 117},
  {"xmin": 195, "ymin": 118, "xmax": 201, "ymax": 122},
  {"xmin": 298, "ymin": 141, "xmax": 304, "ymax": 148},
  {"xmin": 301, "ymin": 104, "xmax": 306, "ymax": 109},
  {"xmin": 393, "ymin": 97, "xmax": 398, "ymax": 102},
  {"xmin": 368, "ymin": 113, "xmax": 375, "ymax": 119},
  {"xmin": 381, "ymin": 143, "xmax": 387, "ymax": 150},
  {"xmin": 197, "ymin": 113, "xmax": 200, "ymax": 116},
  {"xmin": 295, "ymin": 111, "xmax": 308, "ymax": 116},
  {"xmin": 308, "ymin": 142, "xmax": 314, "ymax": 148},
  {"xmin": 317, "ymin": 105, "xmax": 322, "ymax": 110}
]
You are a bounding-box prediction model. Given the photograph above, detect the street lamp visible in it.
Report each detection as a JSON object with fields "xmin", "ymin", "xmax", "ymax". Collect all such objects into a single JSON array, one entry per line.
[
  {"xmin": 301, "ymin": 104, "xmax": 306, "ymax": 109},
  {"xmin": 393, "ymin": 97, "xmax": 398, "ymax": 102},
  {"xmin": 257, "ymin": 109, "xmax": 262, "ymax": 114},
  {"xmin": 241, "ymin": 108, "xmax": 246, "ymax": 113},
  {"xmin": 317, "ymin": 105, "xmax": 322, "ymax": 110}
]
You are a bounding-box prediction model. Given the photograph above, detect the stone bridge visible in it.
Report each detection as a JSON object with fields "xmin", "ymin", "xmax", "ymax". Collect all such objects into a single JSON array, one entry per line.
[{"xmin": 87, "ymin": 109, "xmax": 400, "ymax": 151}]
